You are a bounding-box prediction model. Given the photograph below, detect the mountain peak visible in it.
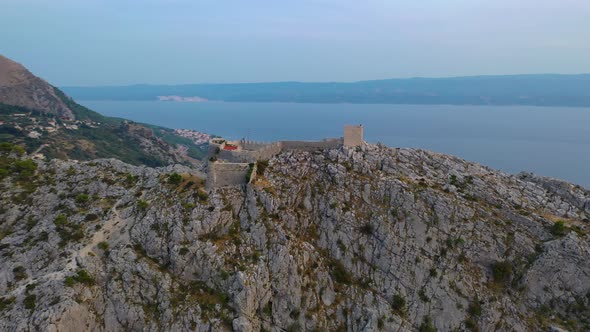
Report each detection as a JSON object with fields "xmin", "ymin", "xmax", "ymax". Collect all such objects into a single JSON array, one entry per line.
[{"xmin": 0, "ymin": 54, "xmax": 74, "ymax": 119}]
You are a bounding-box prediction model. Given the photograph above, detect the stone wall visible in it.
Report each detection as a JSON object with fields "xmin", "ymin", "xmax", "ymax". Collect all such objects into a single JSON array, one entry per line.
[
  {"xmin": 207, "ymin": 138, "xmax": 343, "ymax": 188},
  {"xmin": 207, "ymin": 162, "xmax": 252, "ymax": 188},
  {"xmin": 280, "ymin": 138, "xmax": 343, "ymax": 152},
  {"xmin": 217, "ymin": 142, "xmax": 282, "ymax": 163}
]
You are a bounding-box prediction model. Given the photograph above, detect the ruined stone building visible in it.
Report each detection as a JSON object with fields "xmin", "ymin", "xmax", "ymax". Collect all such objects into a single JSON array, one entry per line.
[{"xmin": 206, "ymin": 125, "xmax": 364, "ymax": 188}]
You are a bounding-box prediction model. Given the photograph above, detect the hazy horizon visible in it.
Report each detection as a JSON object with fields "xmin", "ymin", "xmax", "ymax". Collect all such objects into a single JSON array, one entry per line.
[
  {"xmin": 1, "ymin": 0, "xmax": 589, "ymax": 86},
  {"xmin": 57, "ymin": 73, "xmax": 590, "ymax": 88}
]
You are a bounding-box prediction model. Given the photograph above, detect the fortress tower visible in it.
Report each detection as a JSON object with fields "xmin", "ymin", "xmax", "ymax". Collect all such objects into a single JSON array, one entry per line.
[{"xmin": 344, "ymin": 124, "xmax": 364, "ymax": 147}]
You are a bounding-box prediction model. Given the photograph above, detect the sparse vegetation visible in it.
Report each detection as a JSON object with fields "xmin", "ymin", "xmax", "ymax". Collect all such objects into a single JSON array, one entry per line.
[
  {"xmin": 0, "ymin": 296, "xmax": 15, "ymax": 312},
  {"xmin": 137, "ymin": 200, "xmax": 149, "ymax": 210},
  {"xmin": 85, "ymin": 213, "xmax": 99, "ymax": 221},
  {"xmin": 465, "ymin": 318, "xmax": 479, "ymax": 332},
  {"xmin": 168, "ymin": 172, "xmax": 182, "ymax": 185},
  {"xmin": 551, "ymin": 221, "xmax": 568, "ymax": 236},
  {"xmin": 491, "ymin": 261, "xmax": 513, "ymax": 284},
  {"xmin": 12, "ymin": 266, "xmax": 27, "ymax": 281},
  {"xmin": 419, "ymin": 316, "xmax": 436, "ymax": 332},
  {"xmin": 465, "ymin": 299, "xmax": 482, "ymax": 331},
  {"xmin": 64, "ymin": 269, "xmax": 95, "ymax": 287},
  {"xmin": 468, "ymin": 299, "xmax": 482, "ymax": 317},
  {"xmin": 23, "ymin": 294, "xmax": 36, "ymax": 310},
  {"xmin": 75, "ymin": 193, "xmax": 90, "ymax": 205},
  {"xmin": 196, "ymin": 189, "xmax": 208, "ymax": 201},
  {"xmin": 419, "ymin": 288, "xmax": 430, "ymax": 302},
  {"xmin": 245, "ymin": 163, "xmax": 255, "ymax": 182},
  {"xmin": 359, "ymin": 222, "xmax": 374, "ymax": 236},
  {"xmin": 256, "ymin": 160, "xmax": 269, "ymax": 176},
  {"xmin": 328, "ymin": 259, "xmax": 353, "ymax": 285},
  {"xmin": 392, "ymin": 294, "xmax": 406, "ymax": 313},
  {"xmin": 53, "ymin": 214, "xmax": 84, "ymax": 246}
]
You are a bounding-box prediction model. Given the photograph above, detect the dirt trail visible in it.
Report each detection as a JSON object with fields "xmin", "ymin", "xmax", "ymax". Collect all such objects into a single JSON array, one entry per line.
[{"xmin": 79, "ymin": 200, "xmax": 128, "ymax": 257}]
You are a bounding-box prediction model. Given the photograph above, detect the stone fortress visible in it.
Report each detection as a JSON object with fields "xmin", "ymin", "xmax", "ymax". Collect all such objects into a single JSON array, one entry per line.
[{"xmin": 206, "ymin": 125, "xmax": 363, "ymax": 188}]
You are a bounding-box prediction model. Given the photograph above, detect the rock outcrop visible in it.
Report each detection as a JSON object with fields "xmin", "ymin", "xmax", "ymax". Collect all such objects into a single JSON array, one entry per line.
[{"xmin": 0, "ymin": 144, "xmax": 589, "ymax": 331}]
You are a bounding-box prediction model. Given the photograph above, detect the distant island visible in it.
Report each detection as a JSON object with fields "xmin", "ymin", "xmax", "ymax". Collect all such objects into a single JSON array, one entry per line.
[
  {"xmin": 157, "ymin": 95, "xmax": 208, "ymax": 102},
  {"xmin": 62, "ymin": 74, "xmax": 590, "ymax": 107}
]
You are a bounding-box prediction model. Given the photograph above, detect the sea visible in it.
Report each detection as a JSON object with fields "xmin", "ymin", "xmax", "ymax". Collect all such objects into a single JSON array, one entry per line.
[{"xmin": 80, "ymin": 100, "xmax": 590, "ymax": 189}]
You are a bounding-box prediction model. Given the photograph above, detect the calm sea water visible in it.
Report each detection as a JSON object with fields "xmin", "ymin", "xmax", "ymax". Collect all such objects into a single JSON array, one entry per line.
[{"xmin": 81, "ymin": 101, "xmax": 590, "ymax": 189}]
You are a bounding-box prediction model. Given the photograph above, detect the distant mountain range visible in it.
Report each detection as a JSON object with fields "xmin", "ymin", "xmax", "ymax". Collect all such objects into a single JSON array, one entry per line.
[{"xmin": 62, "ymin": 74, "xmax": 590, "ymax": 107}]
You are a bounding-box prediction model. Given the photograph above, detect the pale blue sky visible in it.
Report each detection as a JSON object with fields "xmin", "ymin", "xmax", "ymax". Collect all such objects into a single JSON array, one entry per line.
[{"xmin": 1, "ymin": 0, "xmax": 589, "ymax": 85}]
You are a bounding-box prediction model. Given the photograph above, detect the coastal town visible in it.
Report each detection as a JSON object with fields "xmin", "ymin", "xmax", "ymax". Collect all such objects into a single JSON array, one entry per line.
[
  {"xmin": 0, "ymin": 111, "xmax": 101, "ymax": 139},
  {"xmin": 173, "ymin": 128, "xmax": 211, "ymax": 145}
]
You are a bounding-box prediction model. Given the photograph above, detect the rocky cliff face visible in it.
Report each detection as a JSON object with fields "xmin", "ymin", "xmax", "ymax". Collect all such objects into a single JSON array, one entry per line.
[
  {"xmin": 0, "ymin": 55, "xmax": 74, "ymax": 120},
  {"xmin": 0, "ymin": 144, "xmax": 589, "ymax": 332}
]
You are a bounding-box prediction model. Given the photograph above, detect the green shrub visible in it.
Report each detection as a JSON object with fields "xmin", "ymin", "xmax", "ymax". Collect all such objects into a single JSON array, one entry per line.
[
  {"xmin": 0, "ymin": 296, "xmax": 15, "ymax": 311},
  {"xmin": 168, "ymin": 173, "xmax": 182, "ymax": 185},
  {"xmin": 23, "ymin": 294, "xmax": 36, "ymax": 310},
  {"xmin": 0, "ymin": 168, "xmax": 8, "ymax": 179},
  {"xmin": 196, "ymin": 189, "xmax": 208, "ymax": 201},
  {"xmin": 0, "ymin": 142, "xmax": 13, "ymax": 153},
  {"xmin": 329, "ymin": 259, "xmax": 352, "ymax": 284},
  {"xmin": 418, "ymin": 288, "xmax": 430, "ymax": 302},
  {"xmin": 75, "ymin": 193, "xmax": 89, "ymax": 205},
  {"xmin": 245, "ymin": 163, "xmax": 255, "ymax": 182},
  {"xmin": 97, "ymin": 241, "xmax": 109, "ymax": 251},
  {"xmin": 84, "ymin": 213, "xmax": 99, "ymax": 222},
  {"xmin": 391, "ymin": 294, "xmax": 406, "ymax": 313},
  {"xmin": 13, "ymin": 159, "xmax": 37, "ymax": 180},
  {"xmin": 182, "ymin": 202, "xmax": 196, "ymax": 211},
  {"xmin": 449, "ymin": 175, "xmax": 459, "ymax": 186},
  {"xmin": 429, "ymin": 268, "xmax": 438, "ymax": 277},
  {"xmin": 64, "ymin": 269, "xmax": 95, "ymax": 287},
  {"xmin": 124, "ymin": 173, "xmax": 138, "ymax": 186},
  {"xmin": 468, "ymin": 299, "xmax": 482, "ymax": 317},
  {"xmin": 551, "ymin": 221, "xmax": 568, "ymax": 236},
  {"xmin": 359, "ymin": 222, "xmax": 374, "ymax": 235},
  {"xmin": 54, "ymin": 214, "xmax": 84, "ymax": 246},
  {"xmin": 491, "ymin": 261, "xmax": 512, "ymax": 284},
  {"xmin": 465, "ymin": 318, "xmax": 479, "ymax": 332},
  {"xmin": 419, "ymin": 316, "xmax": 436, "ymax": 332},
  {"xmin": 179, "ymin": 247, "xmax": 189, "ymax": 256},
  {"xmin": 12, "ymin": 145, "xmax": 26, "ymax": 156},
  {"xmin": 137, "ymin": 200, "xmax": 149, "ymax": 210}
]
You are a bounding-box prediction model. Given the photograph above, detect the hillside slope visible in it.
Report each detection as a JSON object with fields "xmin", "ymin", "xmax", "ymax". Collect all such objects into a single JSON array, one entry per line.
[
  {"xmin": 0, "ymin": 143, "xmax": 589, "ymax": 331},
  {"xmin": 0, "ymin": 55, "xmax": 205, "ymax": 166},
  {"xmin": 0, "ymin": 55, "xmax": 74, "ymax": 119}
]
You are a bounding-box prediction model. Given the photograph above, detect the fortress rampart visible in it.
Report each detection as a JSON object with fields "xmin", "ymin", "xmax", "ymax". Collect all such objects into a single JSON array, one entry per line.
[
  {"xmin": 206, "ymin": 125, "xmax": 362, "ymax": 188},
  {"xmin": 280, "ymin": 138, "xmax": 343, "ymax": 152},
  {"xmin": 206, "ymin": 162, "xmax": 253, "ymax": 189}
]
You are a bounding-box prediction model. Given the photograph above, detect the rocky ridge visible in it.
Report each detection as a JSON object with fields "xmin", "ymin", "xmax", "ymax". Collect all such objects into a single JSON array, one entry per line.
[
  {"xmin": 0, "ymin": 143, "xmax": 589, "ymax": 331},
  {"xmin": 0, "ymin": 55, "xmax": 74, "ymax": 120}
]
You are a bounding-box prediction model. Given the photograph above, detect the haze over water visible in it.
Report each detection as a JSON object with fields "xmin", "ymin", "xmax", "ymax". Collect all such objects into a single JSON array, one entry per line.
[{"xmin": 81, "ymin": 100, "xmax": 590, "ymax": 189}]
